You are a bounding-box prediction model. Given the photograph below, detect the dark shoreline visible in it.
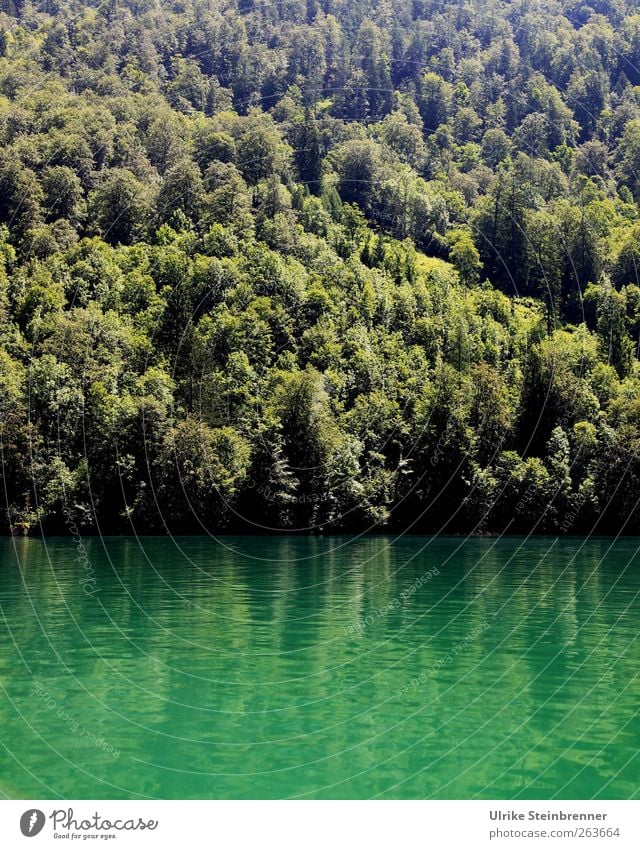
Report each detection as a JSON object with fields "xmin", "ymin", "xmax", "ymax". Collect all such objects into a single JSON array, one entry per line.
[{"xmin": 3, "ymin": 529, "xmax": 637, "ymax": 540}]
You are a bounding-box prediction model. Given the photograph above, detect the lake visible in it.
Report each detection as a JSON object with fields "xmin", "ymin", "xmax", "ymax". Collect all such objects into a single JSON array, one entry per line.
[{"xmin": 0, "ymin": 535, "xmax": 638, "ymax": 799}]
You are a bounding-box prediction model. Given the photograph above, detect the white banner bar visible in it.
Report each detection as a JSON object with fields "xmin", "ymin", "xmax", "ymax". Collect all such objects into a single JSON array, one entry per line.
[{"xmin": 0, "ymin": 800, "xmax": 638, "ymax": 849}]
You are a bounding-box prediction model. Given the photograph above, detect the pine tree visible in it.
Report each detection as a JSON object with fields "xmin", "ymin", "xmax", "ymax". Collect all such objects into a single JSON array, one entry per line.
[{"xmin": 294, "ymin": 109, "xmax": 323, "ymax": 193}]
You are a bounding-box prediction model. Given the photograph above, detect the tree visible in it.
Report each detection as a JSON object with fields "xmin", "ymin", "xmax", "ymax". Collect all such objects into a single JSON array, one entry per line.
[
  {"xmin": 447, "ymin": 229, "xmax": 481, "ymax": 285},
  {"xmin": 235, "ymin": 116, "xmax": 287, "ymax": 184},
  {"xmin": 481, "ymin": 128, "xmax": 511, "ymax": 169},
  {"xmin": 293, "ymin": 108, "xmax": 322, "ymax": 192},
  {"xmin": 334, "ymin": 139, "xmax": 383, "ymax": 210},
  {"xmin": 0, "ymin": 156, "xmax": 43, "ymax": 240},
  {"xmin": 616, "ymin": 118, "xmax": 640, "ymax": 200},
  {"xmin": 157, "ymin": 159, "xmax": 204, "ymax": 227},
  {"xmin": 88, "ymin": 169, "xmax": 151, "ymax": 245},
  {"xmin": 474, "ymin": 166, "xmax": 529, "ymax": 294},
  {"xmin": 418, "ymin": 72, "xmax": 451, "ymax": 133},
  {"xmin": 42, "ymin": 166, "xmax": 85, "ymax": 227},
  {"xmin": 585, "ymin": 278, "xmax": 634, "ymax": 378},
  {"xmin": 163, "ymin": 419, "xmax": 250, "ymax": 528},
  {"xmin": 193, "ymin": 126, "xmax": 236, "ymax": 172}
]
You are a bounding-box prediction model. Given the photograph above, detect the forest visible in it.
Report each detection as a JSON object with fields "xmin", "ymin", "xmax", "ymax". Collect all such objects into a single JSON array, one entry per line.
[{"xmin": 2, "ymin": 0, "xmax": 640, "ymax": 534}]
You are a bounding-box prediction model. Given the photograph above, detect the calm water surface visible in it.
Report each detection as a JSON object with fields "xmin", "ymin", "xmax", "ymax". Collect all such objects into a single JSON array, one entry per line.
[{"xmin": 0, "ymin": 535, "xmax": 638, "ymax": 799}]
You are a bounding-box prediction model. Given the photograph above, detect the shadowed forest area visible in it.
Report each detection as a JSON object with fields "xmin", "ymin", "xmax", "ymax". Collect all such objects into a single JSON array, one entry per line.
[{"xmin": 2, "ymin": 0, "xmax": 640, "ymax": 534}]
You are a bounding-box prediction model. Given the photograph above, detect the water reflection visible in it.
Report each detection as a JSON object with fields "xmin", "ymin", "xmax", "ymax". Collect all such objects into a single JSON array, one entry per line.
[{"xmin": 0, "ymin": 535, "xmax": 638, "ymax": 799}]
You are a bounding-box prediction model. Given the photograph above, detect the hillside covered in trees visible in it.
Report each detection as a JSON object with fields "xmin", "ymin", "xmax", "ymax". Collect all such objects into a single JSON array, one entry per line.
[{"xmin": 2, "ymin": 0, "xmax": 640, "ymax": 534}]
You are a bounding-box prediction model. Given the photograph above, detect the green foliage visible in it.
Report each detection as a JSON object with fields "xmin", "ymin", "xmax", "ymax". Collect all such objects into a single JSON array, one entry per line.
[{"xmin": 1, "ymin": 0, "xmax": 640, "ymax": 534}]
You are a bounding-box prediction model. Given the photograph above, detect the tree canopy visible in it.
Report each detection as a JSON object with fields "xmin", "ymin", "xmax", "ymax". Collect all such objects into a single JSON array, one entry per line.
[{"xmin": 2, "ymin": 0, "xmax": 640, "ymax": 534}]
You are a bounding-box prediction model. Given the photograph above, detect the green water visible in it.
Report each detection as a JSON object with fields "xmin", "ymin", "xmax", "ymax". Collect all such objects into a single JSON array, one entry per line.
[{"xmin": 0, "ymin": 535, "xmax": 638, "ymax": 800}]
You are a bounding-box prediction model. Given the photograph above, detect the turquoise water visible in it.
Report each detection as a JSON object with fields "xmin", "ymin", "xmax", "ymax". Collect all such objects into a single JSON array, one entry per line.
[{"xmin": 0, "ymin": 535, "xmax": 638, "ymax": 799}]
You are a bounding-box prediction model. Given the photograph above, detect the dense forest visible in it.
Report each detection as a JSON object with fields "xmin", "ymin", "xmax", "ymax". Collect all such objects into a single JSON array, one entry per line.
[{"xmin": 2, "ymin": 0, "xmax": 640, "ymax": 534}]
